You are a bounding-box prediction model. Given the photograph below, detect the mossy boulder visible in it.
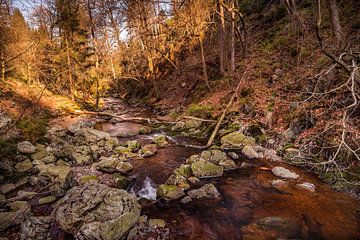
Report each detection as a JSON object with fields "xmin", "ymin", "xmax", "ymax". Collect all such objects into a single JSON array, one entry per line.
[
  {"xmin": 190, "ymin": 160, "xmax": 223, "ymax": 178},
  {"xmin": 174, "ymin": 164, "xmax": 192, "ymax": 178},
  {"xmin": 221, "ymin": 132, "xmax": 256, "ymax": 148},
  {"xmin": 157, "ymin": 184, "xmax": 185, "ymax": 200},
  {"xmin": 138, "ymin": 144, "xmax": 157, "ymax": 157},
  {"xmin": 113, "ymin": 174, "xmax": 130, "ymax": 189},
  {"xmin": 15, "ymin": 159, "xmax": 33, "ymax": 173},
  {"xmin": 152, "ymin": 134, "xmax": 169, "ymax": 147},
  {"xmin": 166, "ymin": 174, "xmax": 190, "ymax": 190},
  {"xmin": 96, "ymin": 157, "xmax": 133, "ymax": 173},
  {"xmin": 126, "ymin": 140, "xmax": 141, "ymax": 152}
]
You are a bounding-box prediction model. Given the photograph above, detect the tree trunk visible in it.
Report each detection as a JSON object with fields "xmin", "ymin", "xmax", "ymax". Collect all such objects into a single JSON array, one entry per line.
[
  {"xmin": 1, "ymin": 53, "xmax": 5, "ymax": 82},
  {"xmin": 230, "ymin": 0, "xmax": 236, "ymax": 78},
  {"xmin": 217, "ymin": 0, "xmax": 225, "ymax": 75},
  {"xmin": 198, "ymin": 33, "xmax": 210, "ymax": 90},
  {"xmin": 326, "ymin": 0, "xmax": 342, "ymax": 44},
  {"xmin": 65, "ymin": 38, "xmax": 76, "ymax": 100}
]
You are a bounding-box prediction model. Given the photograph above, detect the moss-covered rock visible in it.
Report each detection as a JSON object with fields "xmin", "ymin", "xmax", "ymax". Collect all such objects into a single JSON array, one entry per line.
[
  {"xmin": 126, "ymin": 140, "xmax": 141, "ymax": 152},
  {"xmin": 152, "ymin": 134, "xmax": 169, "ymax": 147},
  {"xmin": 113, "ymin": 174, "xmax": 130, "ymax": 189},
  {"xmin": 79, "ymin": 175, "xmax": 98, "ymax": 185},
  {"xmin": 157, "ymin": 184, "xmax": 185, "ymax": 200},
  {"xmin": 190, "ymin": 160, "xmax": 223, "ymax": 178},
  {"xmin": 221, "ymin": 132, "xmax": 256, "ymax": 148},
  {"xmin": 174, "ymin": 164, "xmax": 192, "ymax": 178},
  {"xmin": 15, "ymin": 159, "xmax": 33, "ymax": 173}
]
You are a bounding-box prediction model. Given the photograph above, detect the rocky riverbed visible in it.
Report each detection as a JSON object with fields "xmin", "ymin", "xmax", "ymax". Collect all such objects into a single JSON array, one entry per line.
[{"xmin": 0, "ymin": 98, "xmax": 359, "ymax": 240}]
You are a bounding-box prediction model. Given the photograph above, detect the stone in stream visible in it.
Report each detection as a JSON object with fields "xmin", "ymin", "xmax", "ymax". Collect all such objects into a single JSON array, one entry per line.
[
  {"xmin": 174, "ymin": 164, "xmax": 192, "ymax": 178},
  {"xmin": 242, "ymin": 145, "xmax": 259, "ymax": 159},
  {"xmin": 271, "ymin": 166, "xmax": 299, "ymax": 180},
  {"xmin": 152, "ymin": 134, "xmax": 169, "ymax": 147},
  {"xmin": 17, "ymin": 141, "xmax": 36, "ymax": 154},
  {"xmin": 227, "ymin": 152, "xmax": 239, "ymax": 160},
  {"xmin": 219, "ymin": 159, "xmax": 237, "ymax": 170},
  {"xmin": 221, "ymin": 132, "xmax": 256, "ymax": 148},
  {"xmin": 271, "ymin": 179, "xmax": 290, "ymax": 193},
  {"xmin": 166, "ymin": 174, "xmax": 190, "ymax": 190},
  {"xmin": 190, "ymin": 159, "xmax": 223, "ymax": 178},
  {"xmin": 113, "ymin": 173, "xmax": 130, "ymax": 189},
  {"xmin": 126, "ymin": 140, "xmax": 141, "ymax": 152},
  {"xmin": 138, "ymin": 144, "xmax": 157, "ymax": 157},
  {"xmin": 200, "ymin": 150, "xmax": 228, "ymax": 164},
  {"xmin": 295, "ymin": 182, "xmax": 316, "ymax": 192},
  {"xmin": 157, "ymin": 184, "xmax": 185, "ymax": 200},
  {"xmin": 187, "ymin": 183, "xmax": 221, "ymax": 200},
  {"xmin": 54, "ymin": 183, "xmax": 140, "ymax": 240},
  {"xmin": 180, "ymin": 196, "xmax": 192, "ymax": 204},
  {"xmin": 96, "ymin": 157, "xmax": 133, "ymax": 173},
  {"xmin": 242, "ymin": 216, "xmax": 301, "ymax": 240},
  {"xmin": 20, "ymin": 216, "xmax": 52, "ymax": 240}
]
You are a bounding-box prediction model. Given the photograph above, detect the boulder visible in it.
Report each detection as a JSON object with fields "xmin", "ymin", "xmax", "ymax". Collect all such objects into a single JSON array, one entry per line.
[
  {"xmin": 242, "ymin": 145, "xmax": 259, "ymax": 159},
  {"xmin": 31, "ymin": 150, "xmax": 56, "ymax": 164},
  {"xmin": 138, "ymin": 144, "xmax": 157, "ymax": 157},
  {"xmin": 190, "ymin": 159, "xmax": 223, "ymax": 178},
  {"xmin": 187, "ymin": 183, "xmax": 221, "ymax": 200},
  {"xmin": 180, "ymin": 196, "xmax": 192, "ymax": 204},
  {"xmin": 219, "ymin": 159, "xmax": 237, "ymax": 170},
  {"xmin": 36, "ymin": 163, "xmax": 71, "ymax": 191},
  {"xmin": 166, "ymin": 174, "xmax": 190, "ymax": 190},
  {"xmin": 17, "ymin": 141, "xmax": 36, "ymax": 154},
  {"xmin": 38, "ymin": 195, "xmax": 57, "ymax": 205},
  {"xmin": 174, "ymin": 164, "xmax": 192, "ymax": 178},
  {"xmin": 221, "ymin": 132, "xmax": 255, "ymax": 148},
  {"xmin": 20, "ymin": 216, "xmax": 52, "ymax": 240},
  {"xmin": 96, "ymin": 157, "xmax": 133, "ymax": 173},
  {"xmin": 54, "ymin": 183, "xmax": 140, "ymax": 240},
  {"xmin": 186, "ymin": 154, "xmax": 200, "ymax": 164},
  {"xmin": 78, "ymin": 175, "xmax": 99, "ymax": 185},
  {"xmin": 0, "ymin": 201, "xmax": 31, "ymax": 231},
  {"xmin": 15, "ymin": 159, "xmax": 33, "ymax": 173},
  {"xmin": 75, "ymin": 128, "xmax": 111, "ymax": 143},
  {"xmin": 67, "ymin": 120, "xmax": 94, "ymax": 134},
  {"xmin": 113, "ymin": 174, "xmax": 130, "ymax": 189},
  {"xmin": 157, "ymin": 184, "xmax": 185, "ymax": 200},
  {"xmin": 126, "ymin": 140, "xmax": 141, "ymax": 152},
  {"xmin": 271, "ymin": 166, "xmax": 299, "ymax": 180},
  {"xmin": 71, "ymin": 145, "xmax": 92, "ymax": 165},
  {"xmin": 200, "ymin": 150, "xmax": 228, "ymax": 164},
  {"xmin": 152, "ymin": 134, "xmax": 169, "ymax": 147},
  {"xmin": 227, "ymin": 152, "xmax": 239, "ymax": 160},
  {"xmin": 0, "ymin": 183, "xmax": 16, "ymax": 194}
]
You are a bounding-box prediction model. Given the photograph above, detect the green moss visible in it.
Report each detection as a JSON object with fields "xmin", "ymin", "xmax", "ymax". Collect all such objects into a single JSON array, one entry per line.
[
  {"xmin": 187, "ymin": 104, "xmax": 214, "ymax": 118},
  {"xmin": 0, "ymin": 138, "xmax": 17, "ymax": 160},
  {"xmin": 17, "ymin": 116, "xmax": 48, "ymax": 142},
  {"xmin": 79, "ymin": 175, "xmax": 98, "ymax": 184}
]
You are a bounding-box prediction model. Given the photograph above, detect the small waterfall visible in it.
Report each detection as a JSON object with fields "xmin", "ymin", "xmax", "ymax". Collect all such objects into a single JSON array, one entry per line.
[{"xmin": 134, "ymin": 177, "xmax": 157, "ymax": 201}]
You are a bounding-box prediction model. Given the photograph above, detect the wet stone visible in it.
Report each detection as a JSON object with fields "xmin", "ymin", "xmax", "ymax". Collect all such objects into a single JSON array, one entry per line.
[
  {"xmin": 187, "ymin": 183, "xmax": 221, "ymax": 200},
  {"xmin": 295, "ymin": 182, "xmax": 316, "ymax": 192},
  {"xmin": 271, "ymin": 166, "xmax": 299, "ymax": 180},
  {"xmin": 190, "ymin": 159, "xmax": 223, "ymax": 178},
  {"xmin": 157, "ymin": 184, "xmax": 185, "ymax": 200}
]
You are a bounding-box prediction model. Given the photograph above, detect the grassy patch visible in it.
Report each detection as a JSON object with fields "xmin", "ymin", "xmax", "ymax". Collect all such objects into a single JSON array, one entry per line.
[{"xmin": 187, "ymin": 104, "xmax": 214, "ymax": 118}]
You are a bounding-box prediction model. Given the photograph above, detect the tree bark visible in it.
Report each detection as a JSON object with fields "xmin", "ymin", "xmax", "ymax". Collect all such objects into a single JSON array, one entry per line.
[
  {"xmin": 230, "ymin": 0, "xmax": 236, "ymax": 78},
  {"xmin": 217, "ymin": 0, "xmax": 225, "ymax": 75},
  {"xmin": 326, "ymin": 0, "xmax": 342, "ymax": 44},
  {"xmin": 199, "ymin": 33, "xmax": 210, "ymax": 90}
]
